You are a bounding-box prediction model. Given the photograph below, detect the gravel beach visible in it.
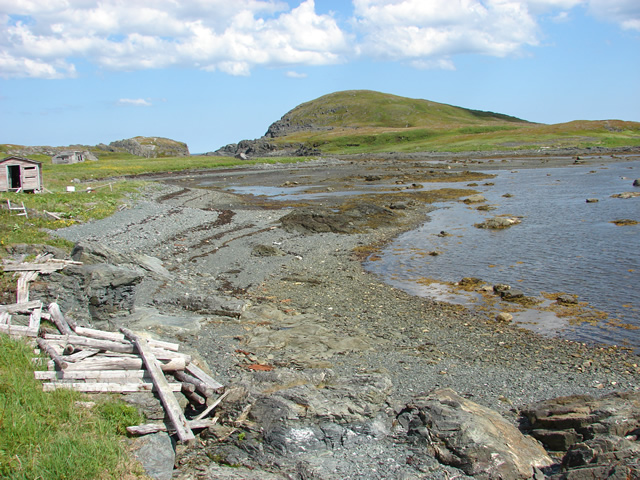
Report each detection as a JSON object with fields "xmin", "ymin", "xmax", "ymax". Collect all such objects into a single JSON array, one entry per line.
[{"xmin": 51, "ymin": 150, "xmax": 640, "ymax": 479}]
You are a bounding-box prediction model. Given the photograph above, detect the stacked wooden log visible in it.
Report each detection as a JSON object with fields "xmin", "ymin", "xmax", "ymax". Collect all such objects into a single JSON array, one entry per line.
[{"xmin": 1, "ymin": 257, "xmax": 226, "ymax": 444}]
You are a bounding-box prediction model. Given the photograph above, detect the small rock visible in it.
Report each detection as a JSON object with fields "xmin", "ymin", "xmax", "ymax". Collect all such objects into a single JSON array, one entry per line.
[
  {"xmin": 500, "ymin": 289, "xmax": 525, "ymax": 300},
  {"xmin": 496, "ymin": 312, "xmax": 513, "ymax": 323},
  {"xmin": 252, "ymin": 244, "xmax": 285, "ymax": 257},
  {"xmin": 585, "ymin": 198, "xmax": 599, "ymax": 203},
  {"xmin": 463, "ymin": 194, "xmax": 486, "ymax": 204},
  {"xmin": 633, "ymin": 179, "xmax": 640, "ymax": 187},
  {"xmin": 556, "ymin": 294, "xmax": 578, "ymax": 305}
]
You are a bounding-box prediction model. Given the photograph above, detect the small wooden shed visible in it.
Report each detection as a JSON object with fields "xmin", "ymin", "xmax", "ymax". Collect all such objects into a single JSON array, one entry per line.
[
  {"xmin": 0, "ymin": 156, "xmax": 44, "ymax": 193},
  {"xmin": 52, "ymin": 151, "xmax": 85, "ymax": 165}
]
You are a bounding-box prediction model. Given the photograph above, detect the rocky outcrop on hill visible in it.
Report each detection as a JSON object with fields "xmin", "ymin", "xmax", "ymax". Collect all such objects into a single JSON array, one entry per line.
[
  {"xmin": 4, "ymin": 136, "xmax": 190, "ymax": 159},
  {"xmin": 212, "ymin": 137, "xmax": 320, "ymax": 158},
  {"xmin": 5, "ymin": 144, "xmax": 93, "ymax": 157},
  {"xmin": 212, "ymin": 108, "xmax": 326, "ymax": 158},
  {"xmin": 100, "ymin": 136, "xmax": 189, "ymax": 158}
]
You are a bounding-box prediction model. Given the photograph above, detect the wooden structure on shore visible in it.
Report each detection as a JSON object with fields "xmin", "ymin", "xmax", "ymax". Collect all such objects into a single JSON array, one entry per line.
[
  {"xmin": 1, "ymin": 256, "xmax": 226, "ymax": 443},
  {"xmin": 0, "ymin": 156, "xmax": 43, "ymax": 193}
]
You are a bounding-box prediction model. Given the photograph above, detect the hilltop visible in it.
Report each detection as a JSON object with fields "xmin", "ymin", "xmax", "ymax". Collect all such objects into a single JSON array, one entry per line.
[{"xmin": 216, "ymin": 90, "xmax": 640, "ymax": 157}]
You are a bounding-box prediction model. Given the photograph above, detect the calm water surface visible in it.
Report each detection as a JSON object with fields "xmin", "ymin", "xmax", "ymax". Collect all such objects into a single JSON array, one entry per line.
[{"xmin": 365, "ymin": 161, "xmax": 640, "ymax": 350}]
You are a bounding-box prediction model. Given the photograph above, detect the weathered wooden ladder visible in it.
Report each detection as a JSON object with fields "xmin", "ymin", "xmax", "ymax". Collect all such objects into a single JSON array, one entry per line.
[{"xmin": 6, "ymin": 199, "xmax": 28, "ymax": 218}]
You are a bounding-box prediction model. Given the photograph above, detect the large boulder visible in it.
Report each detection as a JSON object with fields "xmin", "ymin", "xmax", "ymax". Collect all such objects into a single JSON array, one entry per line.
[{"xmin": 397, "ymin": 388, "xmax": 553, "ymax": 479}]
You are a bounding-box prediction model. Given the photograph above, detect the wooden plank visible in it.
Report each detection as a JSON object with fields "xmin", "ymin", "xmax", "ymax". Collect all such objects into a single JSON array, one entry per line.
[
  {"xmin": 1, "ymin": 259, "xmax": 81, "ymax": 272},
  {"xmin": 42, "ymin": 382, "xmax": 183, "ymax": 393},
  {"xmin": 29, "ymin": 307, "xmax": 41, "ymax": 330},
  {"xmin": 35, "ymin": 369, "xmax": 147, "ymax": 381},
  {"xmin": 185, "ymin": 363, "xmax": 224, "ymax": 391},
  {"xmin": 17, "ymin": 271, "xmax": 39, "ymax": 304},
  {"xmin": 48, "ymin": 303, "xmax": 72, "ymax": 335},
  {"xmin": 36, "ymin": 337, "xmax": 68, "ymax": 370},
  {"xmin": 150, "ymin": 348, "xmax": 191, "ymax": 363},
  {"xmin": 0, "ymin": 300, "xmax": 43, "ymax": 313},
  {"xmin": 0, "ymin": 312, "xmax": 10, "ymax": 325},
  {"xmin": 0, "ymin": 324, "xmax": 38, "ymax": 337},
  {"xmin": 121, "ymin": 327, "xmax": 194, "ymax": 443},
  {"xmin": 64, "ymin": 348, "xmax": 99, "ymax": 362},
  {"xmin": 2, "ymin": 264, "xmax": 64, "ymax": 273},
  {"xmin": 127, "ymin": 418, "xmax": 218, "ymax": 436},
  {"xmin": 193, "ymin": 389, "xmax": 230, "ymax": 421}
]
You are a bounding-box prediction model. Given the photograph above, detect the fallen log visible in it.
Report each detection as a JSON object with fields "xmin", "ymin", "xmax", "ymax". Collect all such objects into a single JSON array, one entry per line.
[
  {"xmin": 54, "ymin": 355, "xmax": 186, "ymax": 372},
  {"xmin": 36, "ymin": 337, "xmax": 68, "ymax": 370},
  {"xmin": 44, "ymin": 333, "xmax": 135, "ymax": 354},
  {"xmin": 121, "ymin": 327, "xmax": 195, "ymax": 443},
  {"xmin": 174, "ymin": 370, "xmax": 215, "ymax": 398},
  {"xmin": 71, "ymin": 326, "xmax": 180, "ymax": 351},
  {"xmin": 185, "ymin": 362, "xmax": 224, "ymax": 392},
  {"xmin": 48, "ymin": 303, "xmax": 73, "ymax": 335},
  {"xmin": 183, "ymin": 389, "xmax": 206, "ymax": 406}
]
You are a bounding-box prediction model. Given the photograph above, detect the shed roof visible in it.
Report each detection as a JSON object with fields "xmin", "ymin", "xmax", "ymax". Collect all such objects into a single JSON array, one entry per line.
[{"xmin": 1, "ymin": 156, "xmax": 43, "ymax": 166}]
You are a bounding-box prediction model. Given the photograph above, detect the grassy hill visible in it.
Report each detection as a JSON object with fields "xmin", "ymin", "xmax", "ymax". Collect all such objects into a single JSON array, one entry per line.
[{"xmin": 264, "ymin": 90, "xmax": 640, "ymax": 154}]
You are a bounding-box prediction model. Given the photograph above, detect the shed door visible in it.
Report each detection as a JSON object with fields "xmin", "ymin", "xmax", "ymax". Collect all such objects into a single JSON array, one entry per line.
[{"xmin": 7, "ymin": 165, "xmax": 21, "ymax": 189}]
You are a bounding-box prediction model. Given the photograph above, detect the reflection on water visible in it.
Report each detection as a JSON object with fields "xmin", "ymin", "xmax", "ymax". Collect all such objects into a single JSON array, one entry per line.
[{"xmin": 366, "ymin": 161, "xmax": 640, "ymax": 350}]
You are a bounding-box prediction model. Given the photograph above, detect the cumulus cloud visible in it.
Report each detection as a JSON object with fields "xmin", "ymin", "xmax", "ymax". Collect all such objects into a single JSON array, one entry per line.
[
  {"xmin": 352, "ymin": 0, "xmax": 543, "ymax": 61},
  {"xmin": 0, "ymin": 0, "xmax": 350, "ymax": 78},
  {"xmin": 0, "ymin": 0, "xmax": 637, "ymax": 79},
  {"xmin": 117, "ymin": 98, "xmax": 152, "ymax": 107}
]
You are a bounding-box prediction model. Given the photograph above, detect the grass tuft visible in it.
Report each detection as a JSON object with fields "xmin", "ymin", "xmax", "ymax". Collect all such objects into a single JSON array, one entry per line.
[{"xmin": 0, "ymin": 335, "xmax": 146, "ymax": 479}]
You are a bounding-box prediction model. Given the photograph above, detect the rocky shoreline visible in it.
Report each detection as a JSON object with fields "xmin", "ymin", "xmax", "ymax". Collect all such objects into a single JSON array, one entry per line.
[{"xmin": 19, "ymin": 153, "xmax": 640, "ymax": 479}]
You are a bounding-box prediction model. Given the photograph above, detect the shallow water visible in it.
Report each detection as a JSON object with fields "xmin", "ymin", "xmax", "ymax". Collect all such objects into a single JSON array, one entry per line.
[{"xmin": 365, "ymin": 161, "xmax": 640, "ymax": 350}]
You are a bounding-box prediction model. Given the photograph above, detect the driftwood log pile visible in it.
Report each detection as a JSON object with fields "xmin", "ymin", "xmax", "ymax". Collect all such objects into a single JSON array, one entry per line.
[{"xmin": 1, "ymin": 256, "xmax": 226, "ymax": 444}]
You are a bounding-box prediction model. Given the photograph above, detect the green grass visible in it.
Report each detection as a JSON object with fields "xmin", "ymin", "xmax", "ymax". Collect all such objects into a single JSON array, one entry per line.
[
  {"xmin": 284, "ymin": 119, "xmax": 640, "ymax": 154},
  {"xmin": 0, "ymin": 336, "xmax": 145, "ymax": 479}
]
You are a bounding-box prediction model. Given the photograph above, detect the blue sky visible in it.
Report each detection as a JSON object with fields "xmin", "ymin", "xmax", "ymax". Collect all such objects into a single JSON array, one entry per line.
[{"xmin": 1, "ymin": 0, "xmax": 639, "ymax": 154}]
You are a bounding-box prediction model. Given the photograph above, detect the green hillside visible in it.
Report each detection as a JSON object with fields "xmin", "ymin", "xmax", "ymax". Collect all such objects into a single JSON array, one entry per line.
[
  {"xmin": 265, "ymin": 90, "xmax": 640, "ymax": 154},
  {"xmin": 269, "ymin": 90, "xmax": 527, "ymax": 132}
]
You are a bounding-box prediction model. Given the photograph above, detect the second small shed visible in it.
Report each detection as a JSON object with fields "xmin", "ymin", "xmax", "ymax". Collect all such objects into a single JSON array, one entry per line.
[{"xmin": 0, "ymin": 156, "xmax": 43, "ymax": 193}]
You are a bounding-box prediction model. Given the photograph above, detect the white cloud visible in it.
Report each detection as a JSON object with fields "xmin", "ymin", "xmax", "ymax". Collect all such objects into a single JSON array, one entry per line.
[
  {"xmin": 0, "ymin": 0, "xmax": 637, "ymax": 79},
  {"xmin": 352, "ymin": 0, "xmax": 542, "ymax": 61},
  {"xmin": 588, "ymin": 0, "xmax": 640, "ymax": 31},
  {"xmin": 286, "ymin": 70, "xmax": 308, "ymax": 78},
  {"xmin": 0, "ymin": 0, "xmax": 350, "ymax": 78},
  {"xmin": 117, "ymin": 98, "xmax": 152, "ymax": 107}
]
